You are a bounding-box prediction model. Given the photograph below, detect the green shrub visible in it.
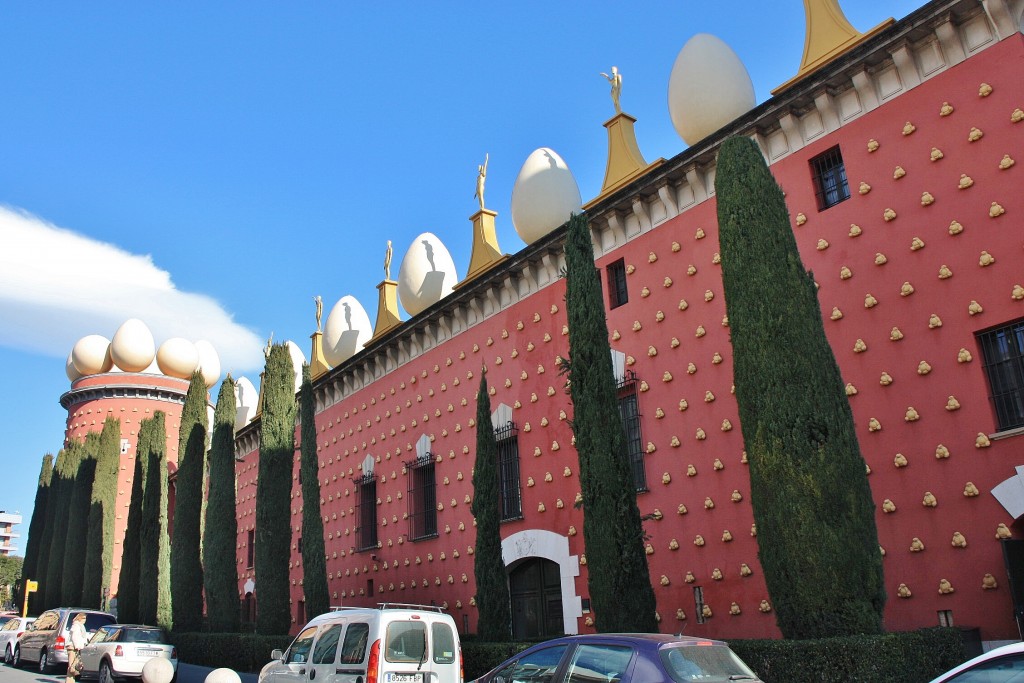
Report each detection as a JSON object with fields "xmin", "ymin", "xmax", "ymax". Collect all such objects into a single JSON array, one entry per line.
[
  {"xmin": 171, "ymin": 632, "xmax": 293, "ymax": 673},
  {"xmin": 730, "ymin": 628, "xmax": 967, "ymax": 683},
  {"xmin": 462, "ymin": 641, "xmax": 532, "ymax": 681}
]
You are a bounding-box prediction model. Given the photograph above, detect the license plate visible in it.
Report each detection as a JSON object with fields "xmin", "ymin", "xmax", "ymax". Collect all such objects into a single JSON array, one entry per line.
[
  {"xmin": 138, "ymin": 649, "xmax": 161, "ymax": 657},
  {"xmin": 384, "ymin": 674, "xmax": 422, "ymax": 683}
]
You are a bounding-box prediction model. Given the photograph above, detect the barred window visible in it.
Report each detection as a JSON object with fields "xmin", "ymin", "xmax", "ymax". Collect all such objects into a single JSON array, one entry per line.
[
  {"xmin": 809, "ymin": 146, "xmax": 850, "ymax": 210},
  {"xmin": 407, "ymin": 453, "xmax": 438, "ymax": 541},
  {"xmin": 496, "ymin": 421, "xmax": 523, "ymax": 522},
  {"xmin": 354, "ymin": 473, "xmax": 378, "ymax": 552},
  {"xmin": 977, "ymin": 320, "xmax": 1024, "ymax": 431},
  {"xmin": 617, "ymin": 370, "xmax": 647, "ymax": 491},
  {"xmin": 607, "ymin": 259, "xmax": 628, "ymax": 309}
]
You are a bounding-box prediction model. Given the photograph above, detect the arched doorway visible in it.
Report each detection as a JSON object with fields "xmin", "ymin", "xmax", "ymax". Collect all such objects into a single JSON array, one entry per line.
[{"xmin": 509, "ymin": 558, "xmax": 564, "ymax": 639}]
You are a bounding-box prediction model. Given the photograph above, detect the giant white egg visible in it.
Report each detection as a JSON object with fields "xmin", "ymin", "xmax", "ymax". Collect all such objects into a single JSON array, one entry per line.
[
  {"xmin": 285, "ymin": 340, "xmax": 306, "ymax": 394},
  {"xmin": 194, "ymin": 340, "xmax": 222, "ymax": 388},
  {"xmin": 511, "ymin": 148, "xmax": 582, "ymax": 245},
  {"xmin": 668, "ymin": 33, "xmax": 756, "ymax": 146},
  {"xmin": 72, "ymin": 335, "xmax": 114, "ymax": 376},
  {"xmin": 234, "ymin": 376, "xmax": 258, "ymax": 431},
  {"xmin": 66, "ymin": 352, "xmax": 84, "ymax": 383},
  {"xmin": 110, "ymin": 318, "xmax": 156, "ymax": 372},
  {"xmin": 398, "ymin": 232, "xmax": 458, "ymax": 317},
  {"xmin": 156, "ymin": 338, "xmax": 200, "ymax": 379},
  {"xmin": 323, "ymin": 295, "xmax": 373, "ymax": 366}
]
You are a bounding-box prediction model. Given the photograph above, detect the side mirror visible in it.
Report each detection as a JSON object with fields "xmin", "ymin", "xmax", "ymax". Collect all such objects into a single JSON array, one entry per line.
[{"xmin": 271, "ymin": 649, "xmax": 284, "ymax": 662}]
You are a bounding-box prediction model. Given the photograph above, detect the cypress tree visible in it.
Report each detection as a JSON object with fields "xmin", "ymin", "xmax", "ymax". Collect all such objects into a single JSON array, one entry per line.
[
  {"xmin": 715, "ymin": 136, "xmax": 885, "ymax": 638},
  {"xmin": 171, "ymin": 372, "xmax": 208, "ymax": 631},
  {"xmin": 563, "ymin": 211, "xmax": 658, "ymax": 633},
  {"xmin": 256, "ymin": 344, "xmax": 296, "ymax": 635},
  {"xmin": 139, "ymin": 412, "xmax": 173, "ymax": 629},
  {"xmin": 19, "ymin": 454, "xmax": 53, "ymax": 613},
  {"xmin": 118, "ymin": 418, "xmax": 152, "ymax": 624},
  {"xmin": 204, "ymin": 376, "xmax": 241, "ymax": 632},
  {"xmin": 471, "ymin": 370, "xmax": 511, "ymax": 640},
  {"xmin": 45, "ymin": 440, "xmax": 82, "ymax": 608},
  {"xmin": 35, "ymin": 449, "xmax": 66, "ymax": 610},
  {"xmin": 63, "ymin": 433, "xmax": 98, "ymax": 606},
  {"xmin": 82, "ymin": 417, "xmax": 121, "ymax": 609},
  {"xmin": 298, "ymin": 365, "xmax": 329, "ymax": 620}
]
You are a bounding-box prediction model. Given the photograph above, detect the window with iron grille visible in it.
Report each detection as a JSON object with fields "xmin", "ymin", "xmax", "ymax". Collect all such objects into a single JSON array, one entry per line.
[
  {"xmin": 809, "ymin": 146, "xmax": 850, "ymax": 210},
  {"xmin": 496, "ymin": 421, "xmax": 523, "ymax": 522},
  {"xmin": 406, "ymin": 453, "xmax": 438, "ymax": 541},
  {"xmin": 354, "ymin": 473, "xmax": 378, "ymax": 551},
  {"xmin": 977, "ymin": 319, "xmax": 1024, "ymax": 431},
  {"xmin": 607, "ymin": 258, "xmax": 628, "ymax": 309},
  {"xmin": 617, "ymin": 370, "xmax": 647, "ymax": 491}
]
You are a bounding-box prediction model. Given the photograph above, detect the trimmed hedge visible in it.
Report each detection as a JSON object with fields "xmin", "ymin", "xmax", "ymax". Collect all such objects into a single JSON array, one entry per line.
[
  {"xmin": 463, "ymin": 641, "xmax": 532, "ymax": 681},
  {"xmin": 171, "ymin": 632, "xmax": 293, "ymax": 673}
]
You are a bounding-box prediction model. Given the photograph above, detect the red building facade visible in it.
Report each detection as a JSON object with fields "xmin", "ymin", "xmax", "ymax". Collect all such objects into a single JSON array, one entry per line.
[{"xmin": 234, "ymin": 0, "xmax": 1024, "ymax": 645}]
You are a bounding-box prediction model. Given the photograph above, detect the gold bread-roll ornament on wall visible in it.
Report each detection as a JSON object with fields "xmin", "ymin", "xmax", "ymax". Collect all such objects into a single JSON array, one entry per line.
[
  {"xmin": 867, "ymin": 138, "xmax": 879, "ymax": 151},
  {"xmin": 849, "ymin": 223, "xmax": 862, "ymax": 237},
  {"xmin": 935, "ymin": 444, "xmax": 951, "ymax": 459},
  {"xmin": 1000, "ymin": 154, "xmax": 1016, "ymax": 169},
  {"xmin": 939, "ymin": 579, "xmax": 955, "ymax": 594},
  {"xmin": 897, "ymin": 584, "xmax": 912, "ymax": 598},
  {"xmin": 929, "ymin": 314, "xmax": 943, "ymax": 328},
  {"xmin": 951, "ymin": 531, "xmax": 967, "ymax": 548},
  {"xmin": 923, "ymin": 491, "xmax": 938, "ymax": 507},
  {"xmin": 910, "ymin": 537, "xmax": 926, "ymax": 552},
  {"xmin": 882, "ymin": 499, "xmax": 897, "ymax": 513},
  {"xmin": 997, "ymin": 523, "xmax": 1013, "ymax": 539},
  {"xmin": 893, "ymin": 166, "xmax": 906, "ymax": 179},
  {"xmin": 939, "ymin": 101, "xmax": 954, "ymax": 116},
  {"xmin": 881, "ymin": 370, "xmax": 894, "ymax": 385},
  {"xmin": 983, "ymin": 574, "xmax": 998, "ymax": 590}
]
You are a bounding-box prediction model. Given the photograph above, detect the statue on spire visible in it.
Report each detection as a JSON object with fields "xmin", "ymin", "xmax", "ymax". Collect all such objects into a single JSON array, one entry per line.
[
  {"xmin": 314, "ymin": 295, "xmax": 323, "ymax": 333},
  {"xmin": 474, "ymin": 153, "xmax": 489, "ymax": 211},
  {"xmin": 600, "ymin": 66, "xmax": 622, "ymax": 114},
  {"xmin": 384, "ymin": 240, "xmax": 393, "ymax": 280}
]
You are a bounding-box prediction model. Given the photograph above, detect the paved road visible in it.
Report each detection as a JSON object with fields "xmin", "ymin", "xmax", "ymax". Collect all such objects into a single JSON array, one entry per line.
[{"xmin": 0, "ymin": 661, "xmax": 257, "ymax": 683}]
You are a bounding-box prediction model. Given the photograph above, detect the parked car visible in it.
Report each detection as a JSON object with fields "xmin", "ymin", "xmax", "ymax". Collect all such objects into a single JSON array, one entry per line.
[
  {"xmin": 1, "ymin": 617, "xmax": 35, "ymax": 665},
  {"xmin": 927, "ymin": 641, "xmax": 1024, "ymax": 682},
  {"xmin": 77, "ymin": 624, "xmax": 177, "ymax": 683},
  {"xmin": 14, "ymin": 607, "xmax": 117, "ymax": 673},
  {"xmin": 259, "ymin": 602, "xmax": 462, "ymax": 683},
  {"xmin": 470, "ymin": 633, "xmax": 763, "ymax": 683}
]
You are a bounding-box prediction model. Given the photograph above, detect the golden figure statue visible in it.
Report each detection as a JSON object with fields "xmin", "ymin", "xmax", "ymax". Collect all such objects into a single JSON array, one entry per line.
[
  {"xmin": 474, "ymin": 153, "xmax": 489, "ymax": 211},
  {"xmin": 314, "ymin": 295, "xmax": 323, "ymax": 332},
  {"xmin": 264, "ymin": 332, "xmax": 274, "ymax": 359},
  {"xmin": 600, "ymin": 66, "xmax": 622, "ymax": 114},
  {"xmin": 384, "ymin": 240, "xmax": 393, "ymax": 280}
]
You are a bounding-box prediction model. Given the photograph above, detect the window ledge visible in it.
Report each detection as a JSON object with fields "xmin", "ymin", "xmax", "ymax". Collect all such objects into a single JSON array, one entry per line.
[{"xmin": 991, "ymin": 426, "xmax": 1024, "ymax": 441}]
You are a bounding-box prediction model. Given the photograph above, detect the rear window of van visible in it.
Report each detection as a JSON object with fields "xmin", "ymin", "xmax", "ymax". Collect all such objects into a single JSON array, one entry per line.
[
  {"xmin": 385, "ymin": 622, "xmax": 426, "ymax": 663},
  {"xmin": 432, "ymin": 623, "xmax": 455, "ymax": 664}
]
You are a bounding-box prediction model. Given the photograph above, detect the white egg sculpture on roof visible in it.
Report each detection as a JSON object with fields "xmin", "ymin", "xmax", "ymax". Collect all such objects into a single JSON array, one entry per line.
[
  {"xmin": 156, "ymin": 337, "xmax": 200, "ymax": 379},
  {"xmin": 668, "ymin": 33, "xmax": 756, "ymax": 146},
  {"xmin": 110, "ymin": 318, "xmax": 156, "ymax": 372},
  {"xmin": 72, "ymin": 335, "xmax": 114, "ymax": 376},
  {"xmin": 194, "ymin": 340, "xmax": 222, "ymax": 388},
  {"xmin": 234, "ymin": 376, "xmax": 258, "ymax": 431},
  {"xmin": 323, "ymin": 295, "xmax": 373, "ymax": 366},
  {"xmin": 285, "ymin": 340, "xmax": 306, "ymax": 394},
  {"xmin": 511, "ymin": 148, "xmax": 582, "ymax": 245},
  {"xmin": 66, "ymin": 352, "xmax": 84, "ymax": 383},
  {"xmin": 398, "ymin": 232, "xmax": 458, "ymax": 317}
]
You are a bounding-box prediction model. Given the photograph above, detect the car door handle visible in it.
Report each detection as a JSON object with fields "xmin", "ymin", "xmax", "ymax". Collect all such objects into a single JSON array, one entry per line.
[
  {"xmin": 336, "ymin": 670, "xmax": 363, "ymax": 675},
  {"xmin": 309, "ymin": 670, "xmax": 315, "ymax": 680}
]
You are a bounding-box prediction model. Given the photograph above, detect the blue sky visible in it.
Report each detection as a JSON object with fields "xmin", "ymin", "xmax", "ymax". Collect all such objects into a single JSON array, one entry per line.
[{"xmin": 0, "ymin": 1, "xmax": 921, "ymax": 549}]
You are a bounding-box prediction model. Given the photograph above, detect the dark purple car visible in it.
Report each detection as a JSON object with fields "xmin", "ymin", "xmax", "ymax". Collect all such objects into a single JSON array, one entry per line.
[{"xmin": 470, "ymin": 633, "xmax": 763, "ymax": 683}]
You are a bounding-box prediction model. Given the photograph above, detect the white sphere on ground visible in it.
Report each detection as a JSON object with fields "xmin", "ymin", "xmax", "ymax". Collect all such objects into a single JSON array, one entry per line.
[
  {"xmin": 398, "ymin": 232, "xmax": 458, "ymax": 316},
  {"xmin": 66, "ymin": 352, "xmax": 84, "ymax": 382},
  {"xmin": 323, "ymin": 296, "xmax": 373, "ymax": 366},
  {"xmin": 204, "ymin": 668, "xmax": 241, "ymax": 683},
  {"xmin": 234, "ymin": 376, "xmax": 258, "ymax": 431},
  {"xmin": 194, "ymin": 340, "xmax": 222, "ymax": 388},
  {"xmin": 72, "ymin": 335, "xmax": 114, "ymax": 376},
  {"xmin": 141, "ymin": 657, "xmax": 174, "ymax": 683},
  {"xmin": 511, "ymin": 148, "xmax": 582, "ymax": 245},
  {"xmin": 110, "ymin": 318, "xmax": 156, "ymax": 372},
  {"xmin": 285, "ymin": 340, "xmax": 306, "ymax": 394},
  {"xmin": 156, "ymin": 337, "xmax": 200, "ymax": 379},
  {"xmin": 668, "ymin": 33, "xmax": 756, "ymax": 146}
]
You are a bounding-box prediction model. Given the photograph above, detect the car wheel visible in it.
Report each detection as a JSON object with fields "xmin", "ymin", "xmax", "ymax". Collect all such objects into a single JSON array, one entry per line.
[
  {"xmin": 39, "ymin": 649, "xmax": 50, "ymax": 674},
  {"xmin": 100, "ymin": 660, "xmax": 117, "ymax": 683},
  {"xmin": 4, "ymin": 645, "xmax": 12, "ymax": 666},
  {"xmin": 11, "ymin": 645, "xmax": 21, "ymax": 668}
]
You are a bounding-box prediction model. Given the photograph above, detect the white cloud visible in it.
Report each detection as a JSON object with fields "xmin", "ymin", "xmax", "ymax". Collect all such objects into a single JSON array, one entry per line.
[{"xmin": 0, "ymin": 205, "xmax": 265, "ymax": 373}]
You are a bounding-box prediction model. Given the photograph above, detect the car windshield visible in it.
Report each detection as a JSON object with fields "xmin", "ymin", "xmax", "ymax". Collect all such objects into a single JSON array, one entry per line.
[
  {"xmin": 660, "ymin": 644, "xmax": 759, "ymax": 682},
  {"xmin": 123, "ymin": 628, "xmax": 168, "ymax": 644}
]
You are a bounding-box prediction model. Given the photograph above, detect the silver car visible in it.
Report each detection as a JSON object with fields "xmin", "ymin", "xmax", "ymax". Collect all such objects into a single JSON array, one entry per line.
[
  {"xmin": 1, "ymin": 617, "xmax": 35, "ymax": 664},
  {"xmin": 14, "ymin": 608, "xmax": 116, "ymax": 673},
  {"xmin": 78, "ymin": 624, "xmax": 178, "ymax": 683}
]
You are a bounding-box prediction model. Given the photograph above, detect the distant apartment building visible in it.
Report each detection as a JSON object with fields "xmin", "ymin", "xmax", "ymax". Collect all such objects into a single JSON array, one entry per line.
[{"xmin": 0, "ymin": 512, "xmax": 23, "ymax": 556}]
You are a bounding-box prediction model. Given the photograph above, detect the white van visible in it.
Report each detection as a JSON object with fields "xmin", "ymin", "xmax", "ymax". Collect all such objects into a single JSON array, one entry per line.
[{"xmin": 259, "ymin": 603, "xmax": 462, "ymax": 683}]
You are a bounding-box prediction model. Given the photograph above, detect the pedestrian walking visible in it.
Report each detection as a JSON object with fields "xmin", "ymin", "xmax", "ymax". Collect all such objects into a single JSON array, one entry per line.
[{"xmin": 65, "ymin": 613, "xmax": 88, "ymax": 683}]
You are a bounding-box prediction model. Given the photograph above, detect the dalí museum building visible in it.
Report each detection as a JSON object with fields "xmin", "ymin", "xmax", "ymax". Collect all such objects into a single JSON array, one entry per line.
[{"xmin": 57, "ymin": 0, "xmax": 1024, "ymax": 648}]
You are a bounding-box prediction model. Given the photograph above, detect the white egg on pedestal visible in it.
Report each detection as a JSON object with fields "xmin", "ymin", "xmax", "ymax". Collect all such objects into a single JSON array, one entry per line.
[
  {"xmin": 668, "ymin": 34, "xmax": 756, "ymax": 146},
  {"xmin": 323, "ymin": 296, "xmax": 372, "ymax": 367},
  {"xmin": 285, "ymin": 340, "xmax": 306, "ymax": 394},
  {"xmin": 110, "ymin": 318, "xmax": 156, "ymax": 372},
  {"xmin": 157, "ymin": 338, "xmax": 200, "ymax": 379},
  {"xmin": 398, "ymin": 232, "xmax": 458, "ymax": 317},
  {"xmin": 72, "ymin": 335, "xmax": 114, "ymax": 376},
  {"xmin": 66, "ymin": 352, "xmax": 84, "ymax": 383},
  {"xmin": 511, "ymin": 148, "xmax": 582, "ymax": 245},
  {"xmin": 194, "ymin": 340, "xmax": 222, "ymax": 388},
  {"xmin": 234, "ymin": 376, "xmax": 258, "ymax": 431}
]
